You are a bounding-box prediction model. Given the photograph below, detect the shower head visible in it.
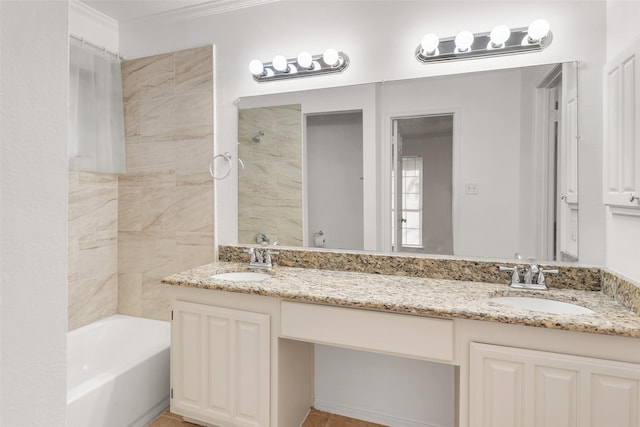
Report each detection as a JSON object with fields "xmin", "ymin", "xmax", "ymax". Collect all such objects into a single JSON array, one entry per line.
[{"xmin": 252, "ymin": 131, "xmax": 265, "ymax": 143}]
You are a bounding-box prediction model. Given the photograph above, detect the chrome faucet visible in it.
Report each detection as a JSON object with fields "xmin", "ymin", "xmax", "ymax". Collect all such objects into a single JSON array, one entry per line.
[
  {"xmin": 499, "ymin": 260, "xmax": 558, "ymax": 290},
  {"xmin": 245, "ymin": 246, "xmax": 279, "ymax": 269}
]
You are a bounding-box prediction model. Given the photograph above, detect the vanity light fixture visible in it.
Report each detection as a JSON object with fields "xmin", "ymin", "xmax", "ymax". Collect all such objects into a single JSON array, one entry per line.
[
  {"xmin": 416, "ymin": 19, "xmax": 552, "ymax": 63},
  {"xmin": 249, "ymin": 48, "xmax": 349, "ymax": 82}
]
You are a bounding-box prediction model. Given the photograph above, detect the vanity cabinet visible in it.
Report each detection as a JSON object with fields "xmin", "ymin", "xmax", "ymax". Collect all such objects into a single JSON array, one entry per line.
[
  {"xmin": 469, "ymin": 342, "xmax": 640, "ymax": 427},
  {"xmin": 604, "ymin": 36, "xmax": 640, "ymax": 208},
  {"xmin": 171, "ymin": 300, "xmax": 270, "ymax": 427}
]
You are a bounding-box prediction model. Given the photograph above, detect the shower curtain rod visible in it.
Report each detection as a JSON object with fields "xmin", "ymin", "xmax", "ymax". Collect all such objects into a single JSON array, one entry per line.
[{"xmin": 69, "ymin": 33, "xmax": 125, "ymax": 60}]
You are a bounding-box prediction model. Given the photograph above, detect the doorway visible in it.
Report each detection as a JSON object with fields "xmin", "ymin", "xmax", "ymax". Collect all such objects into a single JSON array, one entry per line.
[
  {"xmin": 306, "ymin": 111, "xmax": 364, "ymax": 250},
  {"xmin": 392, "ymin": 115, "xmax": 454, "ymax": 254}
]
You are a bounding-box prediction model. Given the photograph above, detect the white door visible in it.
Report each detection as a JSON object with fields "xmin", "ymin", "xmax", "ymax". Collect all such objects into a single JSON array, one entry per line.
[
  {"xmin": 558, "ymin": 61, "xmax": 579, "ymax": 260},
  {"xmin": 392, "ymin": 119, "xmax": 403, "ymax": 251}
]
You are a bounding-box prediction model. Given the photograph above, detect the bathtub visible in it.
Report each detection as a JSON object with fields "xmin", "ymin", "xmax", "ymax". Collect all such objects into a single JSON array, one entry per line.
[{"xmin": 67, "ymin": 315, "xmax": 170, "ymax": 427}]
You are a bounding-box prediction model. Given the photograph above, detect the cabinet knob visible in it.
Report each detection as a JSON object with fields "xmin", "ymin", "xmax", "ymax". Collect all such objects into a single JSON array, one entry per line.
[{"xmin": 630, "ymin": 193, "xmax": 639, "ymax": 203}]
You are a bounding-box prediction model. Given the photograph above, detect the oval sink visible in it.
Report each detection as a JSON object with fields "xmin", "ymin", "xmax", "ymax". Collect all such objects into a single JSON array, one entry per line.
[
  {"xmin": 211, "ymin": 271, "xmax": 271, "ymax": 282},
  {"xmin": 492, "ymin": 296, "xmax": 593, "ymax": 315}
]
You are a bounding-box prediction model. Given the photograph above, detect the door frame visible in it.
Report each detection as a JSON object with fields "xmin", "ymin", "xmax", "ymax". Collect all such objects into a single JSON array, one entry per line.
[{"xmin": 381, "ymin": 108, "xmax": 461, "ymax": 254}]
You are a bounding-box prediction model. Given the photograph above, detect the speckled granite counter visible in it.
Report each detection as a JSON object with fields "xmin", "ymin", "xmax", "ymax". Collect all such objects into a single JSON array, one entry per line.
[{"xmin": 162, "ymin": 262, "xmax": 640, "ymax": 338}]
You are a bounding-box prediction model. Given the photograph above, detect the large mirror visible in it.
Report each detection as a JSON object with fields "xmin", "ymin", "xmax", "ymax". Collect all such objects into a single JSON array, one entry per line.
[{"xmin": 237, "ymin": 62, "xmax": 579, "ymax": 262}]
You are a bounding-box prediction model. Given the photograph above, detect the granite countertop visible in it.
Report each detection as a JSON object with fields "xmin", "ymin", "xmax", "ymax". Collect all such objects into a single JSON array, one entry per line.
[{"xmin": 162, "ymin": 262, "xmax": 640, "ymax": 338}]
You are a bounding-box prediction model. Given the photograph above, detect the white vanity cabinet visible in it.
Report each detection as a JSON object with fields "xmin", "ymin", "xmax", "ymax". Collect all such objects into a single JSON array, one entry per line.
[
  {"xmin": 469, "ymin": 342, "xmax": 640, "ymax": 427},
  {"xmin": 171, "ymin": 300, "xmax": 270, "ymax": 427}
]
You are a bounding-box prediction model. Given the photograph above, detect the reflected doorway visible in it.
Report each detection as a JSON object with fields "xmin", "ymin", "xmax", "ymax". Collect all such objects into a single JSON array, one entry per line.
[
  {"xmin": 306, "ymin": 111, "xmax": 364, "ymax": 250},
  {"xmin": 392, "ymin": 115, "xmax": 454, "ymax": 254}
]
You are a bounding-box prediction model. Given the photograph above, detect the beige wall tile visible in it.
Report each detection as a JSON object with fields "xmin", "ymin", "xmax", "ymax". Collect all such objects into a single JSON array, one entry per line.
[
  {"xmin": 126, "ymin": 140, "xmax": 176, "ymax": 172},
  {"xmin": 78, "ymin": 233, "xmax": 118, "ymax": 280},
  {"xmin": 118, "ymin": 187, "xmax": 143, "ymax": 232},
  {"xmin": 121, "ymin": 53, "xmax": 174, "ymax": 103},
  {"xmin": 68, "ymin": 274, "xmax": 117, "ymax": 330},
  {"xmin": 68, "ymin": 170, "xmax": 119, "ymax": 330},
  {"xmin": 141, "ymin": 277, "xmax": 171, "ymax": 321},
  {"xmin": 117, "ymin": 45, "xmax": 215, "ymax": 322},
  {"xmin": 117, "ymin": 273, "xmax": 142, "ymax": 317},
  {"xmin": 238, "ymin": 105, "xmax": 303, "ymax": 244},
  {"xmin": 175, "ymin": 185, "xmax": 214, "ymax": 233},
  {"xmin": 174, "ymin": 93, "xmax": 213, "ymax": 133},
  {"xmin": 139, "ymin": 97, "xmax": 176, "ymax": 142},
  {"xmin": 140, "ymin": 187, "xmax": 178, "ymax": 232},
  {"xmin": 123, "ymin": 100, "xmax": 140, "ymax": 140},
  {"xmin": 176, "ymin": 135, "xmax": 214, "ymax": 186},
  {"xmin": 176, "ymin": 232, "xmax": 215, "ymax": 267},
  {"xmin": 118, "ymin": 167, "xmax": 176, "ymax": 188},
  {"xmin": 175, "ymin": 45, "xmax": 213, "ymax": 96}
]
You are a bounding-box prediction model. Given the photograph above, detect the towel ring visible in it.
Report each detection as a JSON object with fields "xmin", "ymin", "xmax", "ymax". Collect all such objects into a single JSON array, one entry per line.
[
  {"xmin": 209, "ymin": 152, "xmax": 233, "ymax": 180},
  {"xmin": 238, "ymin": 158, "xmax": 245, "ymax": 179}
]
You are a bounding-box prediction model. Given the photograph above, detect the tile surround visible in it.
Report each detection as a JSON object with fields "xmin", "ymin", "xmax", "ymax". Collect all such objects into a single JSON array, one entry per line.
[
  {"xmin": 238, "ymin": 104, "xmax": 303, "ymax": 246},
  {"xmin": 68, "ymin": 171, "xmax": 118, "ymax": 330},
  {"xmin": 118, "ymin": 45, "xmax": 215, "ymax": 322}
]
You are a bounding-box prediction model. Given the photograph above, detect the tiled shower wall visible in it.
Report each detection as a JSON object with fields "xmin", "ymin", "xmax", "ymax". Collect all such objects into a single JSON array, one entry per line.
[
  {"xmin": 68, "ymin": 172, "xmax": 118, "ymax": 330},
  {"xmin": 238, "ymin": 105, "xmax": 303, "ymax": 246},
  {"xmin": 118, "ymin": 45, "xmax": 215, "ymax": 321}
]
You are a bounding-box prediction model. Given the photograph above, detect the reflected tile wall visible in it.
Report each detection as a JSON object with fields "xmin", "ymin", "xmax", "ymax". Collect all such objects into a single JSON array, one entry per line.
[
  {"xmin": 238, "ymin": 104, "xmax": 303, "ymax": 245},
  {"xmin": 68, "ymin": 171, "xmax": 118, "ymax": 330},
  {"xmin": 118, "ymin": 45, "xmax": 215, "ymax": 321}
]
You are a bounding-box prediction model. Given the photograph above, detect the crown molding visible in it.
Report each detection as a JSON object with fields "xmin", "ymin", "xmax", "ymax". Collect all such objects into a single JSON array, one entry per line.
[
  {"xmin": 70, "ymin": 0, "xmax": 118, "ymax": 28},
  {"xmin": 124, "ymin": 0, "xmax": 281, "ymax": 25}
]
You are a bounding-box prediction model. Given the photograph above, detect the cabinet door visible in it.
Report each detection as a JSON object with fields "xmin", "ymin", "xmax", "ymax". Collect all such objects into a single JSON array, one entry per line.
[
  {"xmin": 470, "ymin": 343, "xmax": 640, "ymax": 427},
  {"xmin": 172, "ymin": 300, "xmax": 270, "ymax": 427},
  {"xmin": 604, "ymin": 36, "xmax": 640, "ymax": 207}
]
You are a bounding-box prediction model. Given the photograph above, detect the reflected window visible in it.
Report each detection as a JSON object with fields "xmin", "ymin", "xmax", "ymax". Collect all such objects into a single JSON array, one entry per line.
[
  {"xmin": 392, "ymin": 156, "xmax": 424, "ymax": 249},
  {"xmin": 401, "ymin": 156, "xmax": 423, "ymax": 248}
]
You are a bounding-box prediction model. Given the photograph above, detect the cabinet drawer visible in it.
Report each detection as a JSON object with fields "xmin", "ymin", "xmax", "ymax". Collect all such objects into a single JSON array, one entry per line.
[{"xmin": 280, "ymin": 301, "xmax": 453, "ymax": 362}]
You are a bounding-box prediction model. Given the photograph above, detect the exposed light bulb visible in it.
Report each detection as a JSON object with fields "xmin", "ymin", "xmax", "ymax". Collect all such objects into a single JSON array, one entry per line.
[
  {"xmin": 297, "ymin": 51, "xmax": 313, "ymax": 69},
  {"xmin": 421, "ymin": 33, "xmax": 440, "ymax": 55},
  {"xmin": 323, "ymin": 48, "xmax": 340, "ymax": 66},
  {"xmin": 249, "ymin": 59, "xmax": 264, "ymax": 76},
  {"xmin": 454, "ymin": 30, "xmax": 474, "ymax": 52},
  {"xmin": 272, "ymin": 55, "xmax": 289, "ymax": 72},
  {"xmin": 489, "ymin": 25, "xmax": 511, "ymax": 48},
  {"xmin": 527, "ymin": 19, "xmax": 550, "ymax": 42}
]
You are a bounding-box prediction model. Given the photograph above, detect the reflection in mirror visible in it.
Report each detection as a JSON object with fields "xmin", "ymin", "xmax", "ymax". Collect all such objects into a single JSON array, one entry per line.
[{"xmin": 237, "ymin": 62, "xmax": 579, "ymax": 262}]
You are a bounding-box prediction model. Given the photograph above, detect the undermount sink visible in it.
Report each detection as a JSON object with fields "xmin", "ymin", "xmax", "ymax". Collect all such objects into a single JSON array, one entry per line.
[
  {"xmin": 492, "ymin": 296, "xmax": 594, "ymax": 315},
  {"xmin": 211, "ymin": 271, "xmax": 271, "ymax": 282}
]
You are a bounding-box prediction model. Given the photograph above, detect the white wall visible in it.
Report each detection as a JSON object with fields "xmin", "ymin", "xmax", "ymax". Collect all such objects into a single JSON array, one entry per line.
[
  {"xmin": 605, "ymin": 0, "xmax": 640, "ymax": 281},
  {"xmin": 119, "ymin": 0, "xmax": 608, "ymax": 265},
  {"xmin": 307, "ymin": 112, "xmax": 364, "ymax": 250},
  {"xmin": 402, "ymin": 134, "xmax": 453, "ymax": 255},
  {"xmin": 0, "ymin": 1, "xmax": 68, "ymax": 425},
  {"xmin": 314, "ymin": 345, "xmax": 455, "ymax": 427},
  {"xmin": 69, "ymin": 0, "xmax": 118, "ymax": 52}
]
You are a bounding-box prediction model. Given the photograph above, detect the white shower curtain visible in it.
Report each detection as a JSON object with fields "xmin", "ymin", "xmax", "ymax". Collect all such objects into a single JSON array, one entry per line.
[{"xmin": 68, "ymin": 37, "xmax": 125, "ymax": 173}]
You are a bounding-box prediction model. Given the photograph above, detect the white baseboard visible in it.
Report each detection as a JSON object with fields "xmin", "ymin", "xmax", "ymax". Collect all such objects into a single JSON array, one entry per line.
[{"xmin": 314, "ymin": 399, "xmax": 446, "ymax": 427}]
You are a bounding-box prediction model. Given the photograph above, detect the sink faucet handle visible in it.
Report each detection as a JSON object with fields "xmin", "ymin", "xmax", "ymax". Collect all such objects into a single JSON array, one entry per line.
[
  {"xmin": 537, "ymin": 268, "xmax": 559, "ymax": 285},
  {"xmin": 499, "ymin": 265, "xmax": 520, "ymax": 284},
  {"xmin": 244, "ymin": 247, "xmax": 256, "ymax": 262}
]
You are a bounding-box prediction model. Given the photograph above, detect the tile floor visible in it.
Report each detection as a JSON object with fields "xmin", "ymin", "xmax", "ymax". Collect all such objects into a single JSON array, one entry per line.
[{"xmin": 148, "ymin": 408, "xmax": 387, "ymax": 427}]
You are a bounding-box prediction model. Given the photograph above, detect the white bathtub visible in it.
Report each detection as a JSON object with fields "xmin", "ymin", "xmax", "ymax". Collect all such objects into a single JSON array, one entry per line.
[{"xmin": 67, "ymin": 315, "xmax": 170, "ymax": 427}]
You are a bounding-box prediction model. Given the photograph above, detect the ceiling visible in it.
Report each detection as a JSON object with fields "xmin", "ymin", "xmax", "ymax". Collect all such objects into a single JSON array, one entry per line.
[{"xmin": 80, "ymin": 0, "xmax": 276, "ymax": 22}]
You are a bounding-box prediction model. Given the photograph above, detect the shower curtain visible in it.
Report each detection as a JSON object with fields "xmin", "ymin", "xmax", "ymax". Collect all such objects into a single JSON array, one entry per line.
[{"xmin": 68, "ymin": 37, "xmax": 125, "ymax": 174}]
